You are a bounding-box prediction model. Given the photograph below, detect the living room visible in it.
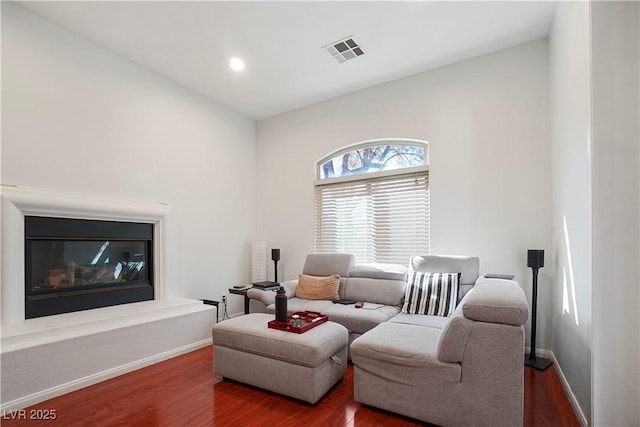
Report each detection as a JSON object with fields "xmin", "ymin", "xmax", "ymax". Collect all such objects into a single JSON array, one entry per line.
[{"xmin": 1, "ymin": 1, "xmax": 638, "ymax": 426}]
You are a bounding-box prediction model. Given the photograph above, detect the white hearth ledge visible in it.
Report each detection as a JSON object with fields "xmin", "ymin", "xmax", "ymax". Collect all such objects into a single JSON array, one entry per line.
[
  {"xmin": 0, "ymin": 297, "xmax": 208, "ymax": 353},
  {"xmin": 0, "ymin": 298, "xmax": 215, "ymax": 411}
]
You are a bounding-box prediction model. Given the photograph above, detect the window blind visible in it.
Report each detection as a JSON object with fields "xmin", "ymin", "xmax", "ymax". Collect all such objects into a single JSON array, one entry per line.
[{"xmin": 314, "ymin": 170, "xmax": 429, "ymax": 264}]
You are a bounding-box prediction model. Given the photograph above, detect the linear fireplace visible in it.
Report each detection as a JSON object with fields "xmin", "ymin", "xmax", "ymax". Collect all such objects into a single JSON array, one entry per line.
[{"xmin": 25, "ymin": 216, "xmax": 154, "ymax": 319}]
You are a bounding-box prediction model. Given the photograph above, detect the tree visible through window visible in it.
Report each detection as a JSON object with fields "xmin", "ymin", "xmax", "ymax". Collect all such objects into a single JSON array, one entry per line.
[
  {"xmin": 315, "ymin": 140, "xmax": 429, "ymax": 264},
  {"xmin": 320, "ymin": 144, "xmax": 425, "ymax": 179}
]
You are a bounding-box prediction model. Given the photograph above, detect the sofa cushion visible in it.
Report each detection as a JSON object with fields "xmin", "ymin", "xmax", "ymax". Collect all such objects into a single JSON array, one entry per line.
[
  {"xmin": 267, "ymin": 297, "xmax": 334, "ymax": 314},
  {"xmin": 401, "ymin": 272, "xmax": 459, "ymax": 317},
  {"xmin": 321, "ymin": 303, "xmax": 400, "ymax": 335},
  {"xmin": 296, "ymin": 274, "xmax": 340, "ymax": 300},
  {"xmin": 302, "ymin": 253, "xmax": 355, "ymax": 277},
  {"xmin": 343, "ymin": 277, "xmax": 405, "ymax": 306},
  {"xmin": 462, "ymin": 280, "xmax": 529, "ymax": 326},
  {"xmin": 350, "ymin": 322, "xmax": 461, "ymax": 385},
  {"xmin": 388, "ymin": 313, "xmax": 449, "ymax": 329},
  {"xmin": 349, "ymin": 263, "xmax": 407, "ymax": 281},
  {"xmin": 409, "ymin": 254, "xmax": 479, "ymax": 287}
]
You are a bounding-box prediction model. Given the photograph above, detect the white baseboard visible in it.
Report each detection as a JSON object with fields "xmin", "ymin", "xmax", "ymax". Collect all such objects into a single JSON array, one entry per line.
[
  {"xmin": 1, "ymin": 339, "xmax": 211, "ymax": 412},
  {"xmin": 525, "ymin": 347, "xmax": 589, "ymax": 426},
  {"xmin": 549, "ymin": 352, "xmax": 589, "ymax": 427}
]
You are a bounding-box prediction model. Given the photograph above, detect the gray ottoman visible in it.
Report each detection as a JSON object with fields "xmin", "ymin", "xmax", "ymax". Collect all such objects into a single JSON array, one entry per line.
[{"xmin": 212, "ymin": 313, "xmax": 348, "ymax": 404}]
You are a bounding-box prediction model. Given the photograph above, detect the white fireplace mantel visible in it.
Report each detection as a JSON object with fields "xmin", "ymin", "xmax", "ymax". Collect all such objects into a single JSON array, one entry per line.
[
  {"xmin": 1, "ymin": 185, "xmax": 171, "ymax": 221},
  {"xmin": 0, "ymin": 187, "xmax": 219, "ymax": 413},
  {"xmin": 1, "ymin": 185, "xmax": 171, "ymax": 326}
]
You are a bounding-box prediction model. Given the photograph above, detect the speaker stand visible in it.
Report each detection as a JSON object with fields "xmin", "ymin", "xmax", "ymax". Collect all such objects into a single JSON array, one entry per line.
[
  {"xmin": 525, "ymin": 356, "xmax": 553, "ymax": 371},
  {"xmin": 526, "ymin": 266, "xmax": 553, "ymax": 371}
]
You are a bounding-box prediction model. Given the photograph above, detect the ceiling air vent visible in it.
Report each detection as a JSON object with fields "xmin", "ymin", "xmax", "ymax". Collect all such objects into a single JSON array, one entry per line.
[{"xmin": 323, "ymin": 36, "xmax": 364, "ymax": 63}]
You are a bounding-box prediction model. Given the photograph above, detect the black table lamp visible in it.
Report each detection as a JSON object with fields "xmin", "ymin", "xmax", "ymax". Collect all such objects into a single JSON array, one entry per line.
[
  {"xmin": 526, "ymin": 249, "xmax": 552, "ymax": 370},
  {"xmin": 271, "ymin": 249, "xmax": 280, "ymax": 282}
]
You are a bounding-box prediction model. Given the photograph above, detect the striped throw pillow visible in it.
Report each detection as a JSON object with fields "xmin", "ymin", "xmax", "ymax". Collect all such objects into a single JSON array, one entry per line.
[
  {"xmin": 401, "ymin": 272, "xmax": 460, "ymax": 317},
  {"xmin": 296, "ymin": 274, "xmax": 340, "ymax": 300}
]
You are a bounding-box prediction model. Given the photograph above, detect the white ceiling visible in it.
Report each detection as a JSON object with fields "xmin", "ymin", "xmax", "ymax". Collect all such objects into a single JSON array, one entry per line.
[{"xmin": 18, "ymin": 1, "xmax": 557, "ymax": 120}]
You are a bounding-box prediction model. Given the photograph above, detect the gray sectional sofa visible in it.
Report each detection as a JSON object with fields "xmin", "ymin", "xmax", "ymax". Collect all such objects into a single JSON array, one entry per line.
[
  {"xmin": 246, "ymin": 253, "xmax": 529, "ymax": 426},
  {"xmin": 247, "ymin": 253, "xmax": 480, "ymax": 348}
]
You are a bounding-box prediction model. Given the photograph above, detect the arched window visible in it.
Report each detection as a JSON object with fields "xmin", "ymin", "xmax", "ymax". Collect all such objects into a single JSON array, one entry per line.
[{"xmin": 314, "ymin": 139, "xmax": 429, "ymax": 264}]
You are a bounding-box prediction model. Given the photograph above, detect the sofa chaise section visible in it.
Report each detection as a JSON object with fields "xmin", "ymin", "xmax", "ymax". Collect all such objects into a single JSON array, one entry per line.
[{"xmin": 350, "ymin": 278, "xmax": 529, "ymax": 427}]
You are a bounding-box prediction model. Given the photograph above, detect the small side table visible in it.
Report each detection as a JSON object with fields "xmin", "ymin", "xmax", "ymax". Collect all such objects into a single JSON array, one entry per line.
[
  {"xmin": 229, "ymin": 287, "xmax": 251, "ymax": 314},
  {"xmin": 201, "ymin": 299, "xmax": 219, "ymax": 323}
]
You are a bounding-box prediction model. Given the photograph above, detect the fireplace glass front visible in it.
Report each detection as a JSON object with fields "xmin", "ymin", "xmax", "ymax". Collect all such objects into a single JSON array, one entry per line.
[{"xmin": 25, "ymin": 216, "xmax": 154, "ymax": 319}]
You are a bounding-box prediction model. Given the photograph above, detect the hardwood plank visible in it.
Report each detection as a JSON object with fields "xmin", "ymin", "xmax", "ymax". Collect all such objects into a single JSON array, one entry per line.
[
  {"xmin": 524, "ymin": 364, "xmax": 581, "ymax": 427},
  {"xmin": 2, "ymin": 346, "xmax": 580, "ymax": 426}
]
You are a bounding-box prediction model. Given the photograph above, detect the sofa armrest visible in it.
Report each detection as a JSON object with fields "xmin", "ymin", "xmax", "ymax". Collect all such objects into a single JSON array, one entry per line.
[
  {"xmin": 247, "ymin": 288, "xmax": 277, "ymax": 306},
  {"xmin": 247, "ymin": 279, "xmax": 298, "ymax": 306},
  {"xmin": 462, "ymin": 279, "xmax": 529, "ymax": 326},
  {"xmin": 281, "ymin": 280, "xmax": 298, "ymax": 298},
  {"xmin": 476, "ymin": 274, "xmax": 515, "ymax": 283}
]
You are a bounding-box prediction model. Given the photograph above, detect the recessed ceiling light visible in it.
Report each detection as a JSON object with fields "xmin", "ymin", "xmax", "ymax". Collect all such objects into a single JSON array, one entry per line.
[{"xmin": 229, "ymin": 57, "xmax": 245, "ymax": 72}]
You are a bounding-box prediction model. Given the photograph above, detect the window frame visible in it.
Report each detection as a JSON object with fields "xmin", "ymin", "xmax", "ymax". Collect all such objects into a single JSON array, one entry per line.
[
  {"xmin": 314, "ymin": 139, "xmax": 430, "ymax": 264},
  {"xmin": 315, "ymin": 138, "xmax": 429, "ymax": 184}
]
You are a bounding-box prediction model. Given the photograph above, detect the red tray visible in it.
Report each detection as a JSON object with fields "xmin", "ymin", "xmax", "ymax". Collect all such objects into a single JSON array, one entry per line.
[{"xmin": 267, "ymin": 311, "xmax": 328, "ymax": 333}]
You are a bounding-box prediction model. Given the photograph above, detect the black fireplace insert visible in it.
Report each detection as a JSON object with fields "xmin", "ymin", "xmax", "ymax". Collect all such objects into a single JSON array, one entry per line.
[{"xmin": 25, "ymin": 216, "xmax": 154, "ymax": 319}]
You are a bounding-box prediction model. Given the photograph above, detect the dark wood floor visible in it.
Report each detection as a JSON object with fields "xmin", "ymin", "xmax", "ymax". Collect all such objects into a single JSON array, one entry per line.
[{"xmin": 2, "ymin": 345, "xmax": 580, "ymax": 426}]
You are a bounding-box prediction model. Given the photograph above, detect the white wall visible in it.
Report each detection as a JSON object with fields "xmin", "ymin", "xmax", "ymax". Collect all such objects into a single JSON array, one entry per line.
[
  {"xmin": 548, "ymin": 2, "xmax": 592, "ymax": 424},
  {"xmin": 1, "ymin": 3, "xmax": 256, "ymax": 317},
  {"xmin": 256, "ymin": 40, "xmax": 554, "ymax": 349},
  {"xmin": 591, "ymin": 2, "xmax": 640, "ymax": 425}
]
